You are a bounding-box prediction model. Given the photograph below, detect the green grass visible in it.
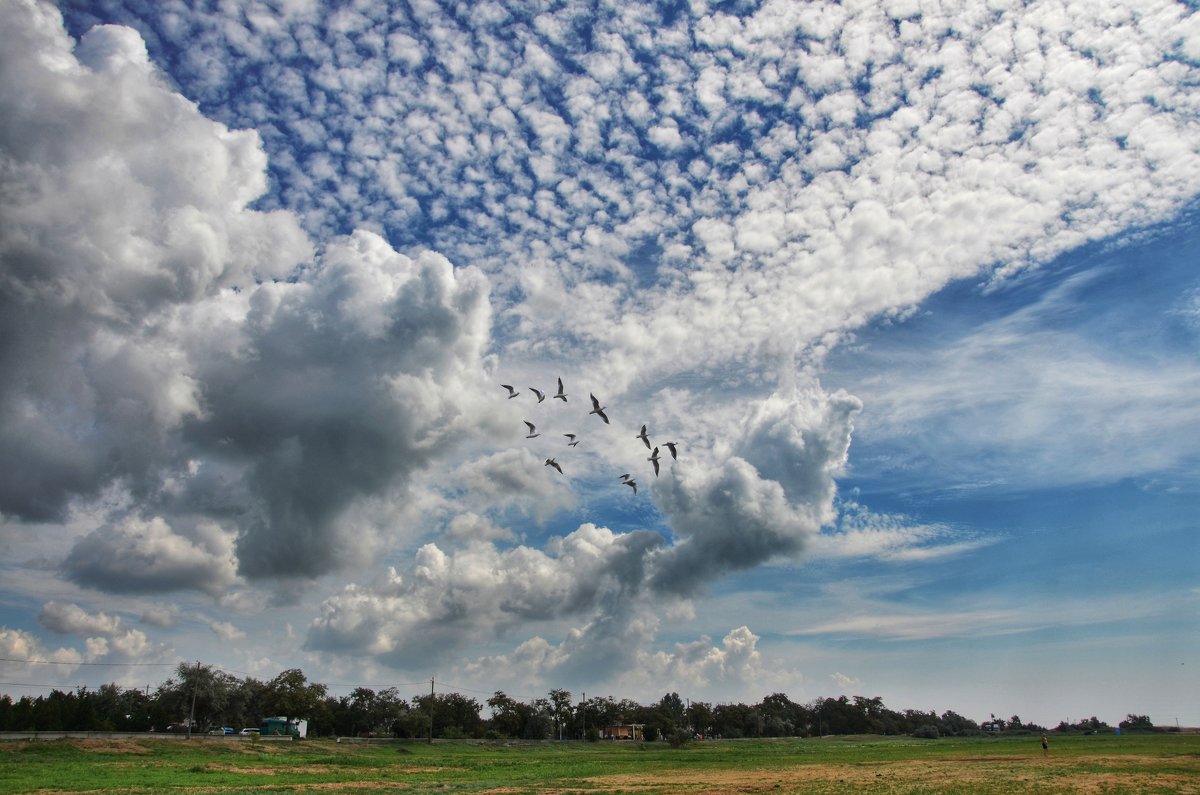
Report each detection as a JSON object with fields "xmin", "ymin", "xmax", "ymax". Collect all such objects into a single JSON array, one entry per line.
[{"xmin": 0, "ymin": 733, "xmax": 1197, "ymax": 793}]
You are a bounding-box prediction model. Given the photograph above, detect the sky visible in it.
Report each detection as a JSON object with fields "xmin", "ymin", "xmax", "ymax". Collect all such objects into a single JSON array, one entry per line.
[{"xmin": 1, "ymin": 0, "xmax": 1197, "ymax": 729}]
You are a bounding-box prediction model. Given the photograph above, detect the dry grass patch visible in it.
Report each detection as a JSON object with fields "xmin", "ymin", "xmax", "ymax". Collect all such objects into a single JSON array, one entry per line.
[{"xmin": 582, "ymin": 754, "xmax": 1200, "ymax": 794}]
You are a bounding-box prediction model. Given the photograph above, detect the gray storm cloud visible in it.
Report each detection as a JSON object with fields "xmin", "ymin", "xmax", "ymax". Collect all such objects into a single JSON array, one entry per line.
[
  {"xmin": 180, "ymin": 231, "xmax": 492, "ymax": 579},
  {"xmin": 2, "ymin": 3, "xmax": 496, "ymax": 585},
  {"xmin": 0, "ymin": 3, "xmax": 309, "ymax": 522}
]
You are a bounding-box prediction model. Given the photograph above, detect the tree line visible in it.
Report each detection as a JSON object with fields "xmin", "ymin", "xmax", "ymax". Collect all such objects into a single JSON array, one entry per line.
[{"xmin": 0, "ymin": 663, "xmax": 1160, "ymax": 739}]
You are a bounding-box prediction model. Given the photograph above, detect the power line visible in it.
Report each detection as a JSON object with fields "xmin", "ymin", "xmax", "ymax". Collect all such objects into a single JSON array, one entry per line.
[
  {"xmin": 0, "ymin": 657, "xmax": 175, "ymax": 667},
  {"xmin": 324, "ymin": 680, "xmax": 432, "ymax": 689}
]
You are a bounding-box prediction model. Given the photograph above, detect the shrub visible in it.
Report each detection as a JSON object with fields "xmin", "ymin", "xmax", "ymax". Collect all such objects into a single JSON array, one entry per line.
[
  {"xmin": 668, "ymin": 729, "xmax": 691, "ymax": 748},
  {"xmin": 912, "ymin": 724, "xmax": 940, "ymax": 739}
]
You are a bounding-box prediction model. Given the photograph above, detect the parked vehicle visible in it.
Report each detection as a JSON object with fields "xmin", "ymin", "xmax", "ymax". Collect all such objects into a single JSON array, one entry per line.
[{"xmin": 239, "ymin": 728, "xmax": 259, "ymax": 735}]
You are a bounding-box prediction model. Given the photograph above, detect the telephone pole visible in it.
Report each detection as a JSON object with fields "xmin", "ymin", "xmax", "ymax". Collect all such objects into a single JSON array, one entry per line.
[
  {"xmin": 187, "ymin": 661, "xmax": 200, "ymax": 739},
  {"xmin": 428, "ymin": 677, "xmax": 435, "ymax": 745}
]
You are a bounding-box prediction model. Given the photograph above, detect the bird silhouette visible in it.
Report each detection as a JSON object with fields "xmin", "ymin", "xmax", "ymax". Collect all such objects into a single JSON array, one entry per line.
[
  {"xmin": 501, "ymin": 384, "xmax": 519, "ymax": 399},
  {"xmin": 648, "ymin": 446, "xmax": 661, "ymax": 476},
  {"xmin": 663, "ymin": 441, "xmax": 678, "ymax": 460},
  {"xmin": 623, "ymin": 478, "xmax": 638, "ymax": 494},
  {"xmin": 554, "ymin": 378, "xmax": 567, "ymax": 401},
  {"xmin": 589, "ymin": 393, "xmax": 610, "ymax": 424},
  {"xmin": 544, "ymin": 458, "xmax": 563, "ymax": 474},
  {"xmin": 530, "ymin": 387, "xmax": 546, "ymax": 403},
  {"xmin": 524, "ymin": 421, "xmax": 541, "ymax": 439},
  {"xmin": 636, "ymin": 424, "xmax": 651, "ymax": 449},
  {"xmin": 564, "ymin": 433, "xmax": 580, "ymax": 447}
]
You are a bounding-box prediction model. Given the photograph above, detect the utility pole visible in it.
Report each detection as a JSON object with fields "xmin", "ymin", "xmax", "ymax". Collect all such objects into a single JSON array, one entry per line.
[
  {"xmin": 428, "ymin": 677, "xmax": 434, "ymax": 745},
  {"xmin": 581, "ymin": 692, "xmax": 586, "ymax": 740},
  {"xmin": 187, "ymin": 661, "xmax": 200, "ymax": 739}
]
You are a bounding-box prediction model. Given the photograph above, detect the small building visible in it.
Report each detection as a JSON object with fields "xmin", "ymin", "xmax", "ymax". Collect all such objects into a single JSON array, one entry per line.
[{"xmin": 601, "ymin": 723, "xmax": 644, "ymax": 740}]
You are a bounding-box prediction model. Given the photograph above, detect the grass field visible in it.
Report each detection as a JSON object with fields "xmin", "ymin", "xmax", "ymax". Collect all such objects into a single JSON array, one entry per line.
[{"xmin": 1, "ymin": 733, "xmax": 1197, "ymax": 794}]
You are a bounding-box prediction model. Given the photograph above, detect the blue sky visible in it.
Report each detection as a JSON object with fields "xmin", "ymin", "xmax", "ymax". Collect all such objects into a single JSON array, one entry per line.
[{"xmin": 1, "ymin": 0, "xmax": 1197, "ymax": 728}]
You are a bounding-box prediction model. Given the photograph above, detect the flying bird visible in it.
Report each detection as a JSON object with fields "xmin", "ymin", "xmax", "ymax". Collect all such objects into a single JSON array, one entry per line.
[
  {"xmin": 564, "ymin": 433, "xmax": 580, "ymax": 447},
  {"xmin": 623, "ymin": 478, "xmax": 638, "ymax": 494},
  {"xmin": 636, "ymin": 424, "xmax": 651, "ymax": 449},
  {"xmin": 618, "ymin": 473, "xmax": 631, "ymax": 481},
  {"xmin": 524, "ymin": 421, "xmax": 541, "ymax": 439},
  {"xmin": 530, "ymin": 387, "xmax": 546, "ymax": 403},
  {"xmin": 554, "ymin": 377, "xmax": 568, "ymax": 402},
  {"xmin": 648, "ymin": 446, "xmax": 661, "ymax": 476},
  {"xmin": 589, "ymin": 393, "xmax": 610, "ymax": 424},
  {"xmin": 501, "ymin": 384, "xmax": 519, "ymax": 399},
  {"xmin": 544, "ymin": 458, "xmax": 563, "ymax": 474},
  {"xmin": 663, "ymin": 441, "xmax": 678, "ymax": 460}
]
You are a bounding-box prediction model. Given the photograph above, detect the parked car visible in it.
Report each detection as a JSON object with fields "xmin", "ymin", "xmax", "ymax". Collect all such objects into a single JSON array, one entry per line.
[
  {"xmin": 239, "ymin": 728, "xmax": 259, "ymax": 735},
  {"xmin": 208, "ymin": 726, "xmax": 235, "ymax": 735}
]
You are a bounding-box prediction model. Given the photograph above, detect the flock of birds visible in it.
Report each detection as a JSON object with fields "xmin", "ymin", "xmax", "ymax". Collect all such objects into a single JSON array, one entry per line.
[{"xmin": 501, "ymin": 377, "xmax": 679, "ymax": 494}]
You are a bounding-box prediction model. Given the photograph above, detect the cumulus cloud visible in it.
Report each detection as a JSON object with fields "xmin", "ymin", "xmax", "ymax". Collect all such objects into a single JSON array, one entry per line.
[
  {"xmin": 638, "ymin": 626, "xmax": 766, "ymax": 690},
  {"xmin": 1, "ymin": 3, "xmax": 499, "ymax": 586},
  {"xmin": 38, "ymin": 601, "xmax": 125, "ymax": 636},
  {"xmin": 205, "ymin": 619, "xmax": 246, "ymax": 642},
  {"xmin": 62, "ymin": 516, "xmax": 238, "ymax": 596},
  {"xmin": 652, "ymin": 388, "xmax": 860, "ymax": 594},
  {"xmin": 305, "ymin": 524, "xmax": 663, "ymax": 667},
  {"xmin": 0, "ymin": 1, "xmax": 310, "ymax": 520},
  {"xmin": 181, "ymin": 230, "xmax": 493, "ymax": 579},
  {"xmin": 0, "ymin": 627, "xmax": 82, "ymax": 676}
]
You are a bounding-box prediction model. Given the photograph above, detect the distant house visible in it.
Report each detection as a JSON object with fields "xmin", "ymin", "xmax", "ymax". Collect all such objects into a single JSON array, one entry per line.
[
  {"xmin": 601, "ymin": 723, "xmax": 644, "ymax": 740},
  {"xmin": 981, "ymin": 720, "xmax": 1004, "ymax": 733}
]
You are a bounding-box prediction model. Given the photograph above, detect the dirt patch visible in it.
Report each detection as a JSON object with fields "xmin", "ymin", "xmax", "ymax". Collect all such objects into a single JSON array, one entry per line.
[
  {"xmin": 202, "ymin": 762, "xmax": 460, "ymax": 776},
  {"xmin": 578, "ymin": 755, "xmax": 1200, "ymax": 794},
  {"xmin": 0, "ymin": 738, "xmax": 154, "ymax": 754}
]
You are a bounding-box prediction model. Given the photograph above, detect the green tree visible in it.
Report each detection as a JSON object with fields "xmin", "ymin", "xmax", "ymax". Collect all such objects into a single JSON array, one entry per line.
[
  {"xmin": 1119, "ymin": 714, "xmax": 1153, "ymax": 731},
  {"xmin": 687, "ymin": 701, "xmax": 714, "ymax": 737},
  {"xmin": 263, "ymin": 669, "xmax": 326, "ymax": 731},
  {"xmin": 547, "ymin": 688, "xmax": 572, "ymax": 740},
  {"xmin": 487, "ymin": 690, "xmax": 526, "ymax": 738}
]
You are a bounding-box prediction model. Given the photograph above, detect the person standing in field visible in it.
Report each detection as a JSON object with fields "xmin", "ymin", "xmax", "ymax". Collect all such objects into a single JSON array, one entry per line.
[{"xmin": 1041, "ymin": 734, "xmax": 1049, "ymax": 756}]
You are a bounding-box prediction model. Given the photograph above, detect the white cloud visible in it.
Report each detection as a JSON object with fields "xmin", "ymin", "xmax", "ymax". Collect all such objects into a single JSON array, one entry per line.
[
  {"xmin": 38, "ymin": 601, "xmax": 125, "ymax": 636},
  {"xmin": 62, "ymin": 516, "xmax": 239, "ymax": 597},
  {"xmin": 305, "ymin": 523, "xmax": 663, "ymax": 667},
  {"xmin": 0, "ymin": 627, "xmax": 83, "ymax": 678},
  {"xmin": 206, "ymin": 619, "xmax": 246, "ymax": 642},
  {"xmin": 841, "ymin": 266, "xmax": 1200, "ymax": 489},
  {"xmin": 811, "ymin": 502, "xmax": 994, "ymax": 562}
]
